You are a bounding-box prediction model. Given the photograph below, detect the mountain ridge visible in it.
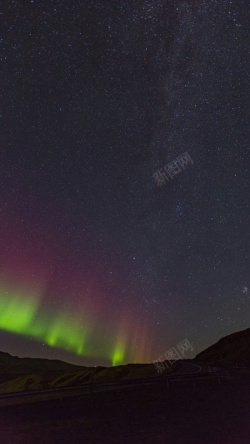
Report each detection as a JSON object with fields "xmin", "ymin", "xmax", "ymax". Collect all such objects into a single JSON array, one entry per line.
[
  {"xmin": 194, "ymin": 328, "xmax": 250, "ymax": 367},
  {"xmin": 0, "ymin": 327, "xmax": 249, "ymax": 393}
]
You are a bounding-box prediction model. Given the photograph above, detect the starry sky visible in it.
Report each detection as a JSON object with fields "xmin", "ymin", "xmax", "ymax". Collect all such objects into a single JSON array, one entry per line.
[{"xmin": 0, "ymin": 0, "xmax": 249, "ymax": 367}]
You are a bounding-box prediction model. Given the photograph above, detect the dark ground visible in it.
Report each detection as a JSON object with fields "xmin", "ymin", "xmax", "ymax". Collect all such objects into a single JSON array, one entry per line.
[{"xmin": 0, "ymin": 376, "xmax": 249, "ymax": 444}]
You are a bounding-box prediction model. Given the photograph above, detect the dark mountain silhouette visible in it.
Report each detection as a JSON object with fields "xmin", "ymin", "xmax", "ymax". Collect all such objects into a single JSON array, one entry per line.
[
  {"xmin": 0, "ymin": 352, "xmax": 172, "ymax": 393},
  {"xmin": 0, "ymin": 327, "xmax": 249, "ymax": 393},
  {"xmin": 0, "ymin": 351, "xmax": 84, "ymax": 375},
  {"xmin": 194, "ymin": 328, "xmax": 250, "ymax": 367}
]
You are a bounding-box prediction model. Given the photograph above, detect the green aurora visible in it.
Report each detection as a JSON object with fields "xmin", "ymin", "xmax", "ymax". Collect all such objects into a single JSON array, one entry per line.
[{"xmin": 0, "ymin": 282, "xmax": 125, "ymax": 366}]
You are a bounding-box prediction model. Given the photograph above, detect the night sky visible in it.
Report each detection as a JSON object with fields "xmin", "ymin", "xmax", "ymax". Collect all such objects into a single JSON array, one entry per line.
[{"xmin": 1, "ymin": 0, "xmax": 249, "ymax": 367}]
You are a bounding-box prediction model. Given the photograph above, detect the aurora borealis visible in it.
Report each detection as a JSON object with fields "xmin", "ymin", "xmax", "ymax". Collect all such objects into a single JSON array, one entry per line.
[
  {"xmin": 1, "ymin": 1, "xmax": 249, "ymax": 367},
  {"xmin": 0, "ymin": 211, "xmax": 153, "ymax": 366},
  {"xmin": 0, "ymin": 264, "xmax": 151, "ymax": 367}
]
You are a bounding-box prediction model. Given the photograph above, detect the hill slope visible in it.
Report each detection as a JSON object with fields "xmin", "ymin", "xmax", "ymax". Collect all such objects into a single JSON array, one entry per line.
[
  {"xmin": 1, "ymin": 327, "xmax": 249, "ymax": 393},
  {"xmin": 194, "ymin": 328, "xmax": 250, "ymax": 367},
  {"xmin": 0, "ymin": 352, "xmax": 176, "ymax": 393},
  {"xmin": 0, "ymin": 351, "xmax": 83, "ymax": 375}
]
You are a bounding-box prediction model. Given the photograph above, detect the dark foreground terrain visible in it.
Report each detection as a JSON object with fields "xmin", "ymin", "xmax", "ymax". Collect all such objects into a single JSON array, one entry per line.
[{"xmin": 0, "ymin": 375, "xmax": 249, "ymax": 444}]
